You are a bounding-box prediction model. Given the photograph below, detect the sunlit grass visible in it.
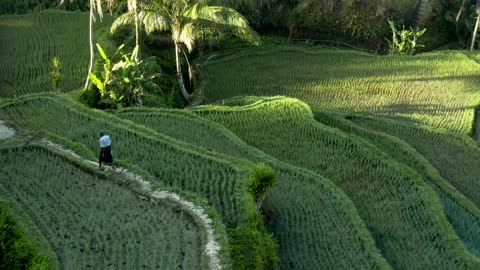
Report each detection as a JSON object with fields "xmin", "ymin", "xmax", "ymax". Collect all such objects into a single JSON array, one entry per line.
[{"xmin": 199, "ymin": 46, "xmax": 480, "ymax": 133}]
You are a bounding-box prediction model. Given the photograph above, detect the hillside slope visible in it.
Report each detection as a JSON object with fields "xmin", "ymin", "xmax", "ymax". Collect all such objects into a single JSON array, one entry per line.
[
  {"xmin": 194, "ymin": 96, "xmax": 480, "ymax": 269},
  {"xmin": 198, "ymin": 46, "xmax": 480, "ymax": 133},
  {"xmin": 117, "ymin": 108, "xmax": 392, "ymax": 270},
  {"xmin": 313, "ymin": 109, "xmax": 480, "ymax": 256}
]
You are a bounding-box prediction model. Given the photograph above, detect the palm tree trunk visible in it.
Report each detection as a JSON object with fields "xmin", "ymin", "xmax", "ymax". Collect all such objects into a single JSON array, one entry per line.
[
  {"xmin": 414, "ymin": 0, "xmax": 429, "ymax": 28},
  {"xmin": 134, "ymin": 0, "xmax": 139, "ymax": 49},
  {"xmin": 456, "ymin": 0, "xmax": 467, "ymax": 23},
  {"xmin": 84, "ymin": 0, "xmax": 95, "ymax": 90},
  {"xmin": 175, "ymin": 42, "xmax": 190, "ymax": 100},
  {"xmin": 471, "ymin": 7, "xmax": 480, "ymax": 51},
  {"xmin": 180, "ymin": 46, "xmax": 193, "ymax": 86},
  {"xmin": 135, "ymin": 11, "xmax": 139, "ymax": 48}
]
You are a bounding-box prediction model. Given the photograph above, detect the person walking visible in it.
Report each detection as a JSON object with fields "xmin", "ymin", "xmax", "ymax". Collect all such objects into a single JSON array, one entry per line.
[{"xmin": 99, "ymin": 131, "xmax": 113, "ymax": 168}]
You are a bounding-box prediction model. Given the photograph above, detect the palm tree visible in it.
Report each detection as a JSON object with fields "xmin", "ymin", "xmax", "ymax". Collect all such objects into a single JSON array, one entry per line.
[
  {"xmin": 414, "ymin": 0, "xmax": 429, "ymax": 28},
  {"xmin": 111, "ymin": 0, "xmax": 260, "ymax": 100}
]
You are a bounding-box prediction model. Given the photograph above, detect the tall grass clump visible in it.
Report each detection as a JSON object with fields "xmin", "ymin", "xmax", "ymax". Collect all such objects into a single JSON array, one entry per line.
[
  {"xmin": 50, "ymin": 57, "xmax": 61, "ymax": 92},
  {"xmin": 247, "ymin": 163, "xmax": 277, "ymax": 211}
]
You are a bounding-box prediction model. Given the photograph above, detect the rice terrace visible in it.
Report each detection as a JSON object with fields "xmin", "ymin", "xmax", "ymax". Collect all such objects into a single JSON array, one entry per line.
[{"xmin": 4, "ymin": 1, "xmax": 480, "ymax": 270}]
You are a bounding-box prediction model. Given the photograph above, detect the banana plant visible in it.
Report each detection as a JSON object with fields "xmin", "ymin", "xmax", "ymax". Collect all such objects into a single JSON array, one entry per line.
[
  {"xmin": 386, "ymin": 20, "xmax": 426, "ymax": 55},
  {"xmin": 89, "ymin": 43, "xmax": 161, "ymax": 107}
]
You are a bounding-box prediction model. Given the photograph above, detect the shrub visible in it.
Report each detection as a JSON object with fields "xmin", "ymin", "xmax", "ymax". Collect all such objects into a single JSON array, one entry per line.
[
  {"xmin": 229, "ymin": 227, "xmax": 278, "ymax": 270},
  {"xmin": 0, "ymin": 202, "xmax": 50, "ymax": 269},
  {"xmin": 79, "ymin": 86, "xmax": 102, "ymax": 108}
]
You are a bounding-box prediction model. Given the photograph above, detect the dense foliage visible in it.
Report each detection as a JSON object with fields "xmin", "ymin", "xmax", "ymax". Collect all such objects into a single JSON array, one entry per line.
[
  {"xmin": 217, "ymin": 0, "xmax": 456, "ymax": 50},
  {"xmin": 3, "ymin": 0, "xmax": 480, "ymax": 51},
  {"xmin": 0, "ymin": 202, "xmax": 50, "ymax": 270}
]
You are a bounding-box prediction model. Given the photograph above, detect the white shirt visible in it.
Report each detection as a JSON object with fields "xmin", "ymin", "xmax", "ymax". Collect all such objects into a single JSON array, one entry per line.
[{"xmin": 99, "ymin": 135, "xmax": 111, "ymax": 148}]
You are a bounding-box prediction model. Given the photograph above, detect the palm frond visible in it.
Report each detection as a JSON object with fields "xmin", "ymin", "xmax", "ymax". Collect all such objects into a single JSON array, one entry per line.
[
  {"xmin": 291, "ymin": 0, "xmax": 314, "ymax": 14},
  {"xmin": 127, "ymin": 0, "xmax": 136, "ymax": 11},
  {"xmin": 111, "ymin": 12, "xmax": 136, "ymax": 34},
  {"xmin": 181, "ymin": 4, "xmax": 260, "ymax": 47},
  {"xmin": 184, "ymin": 4, "xmax": 249, "ymax": 28},
  {"xmin": 94, "ymin": 0, "xmax": 103, "ymax": 21},
  {"xmin": 179, "ymin": 23, "xmax": 196, "ymax": 51},
  {"xmin": 111, "ymin": 10, "xmax": 171, "ymax": 35},
  {"xmin": 139, "ymin": 10, "xmax": 171, "ymax": 34},
  {"xmin": 141, "ymin": 1, "xmax": 172, "ymax": 16},
  {"xmin": 179, "ymin": 17, "xmax": 260, "ymax": 51}
]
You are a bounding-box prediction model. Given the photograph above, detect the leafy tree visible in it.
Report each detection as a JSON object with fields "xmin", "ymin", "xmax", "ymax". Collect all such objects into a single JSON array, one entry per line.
[{"xmin": 111, "ymin": 0, "xmax": 260, "ymax": 100}]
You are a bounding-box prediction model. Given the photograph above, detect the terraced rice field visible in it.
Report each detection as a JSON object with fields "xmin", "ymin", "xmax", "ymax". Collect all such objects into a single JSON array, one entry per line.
[
  {"xmin": 118, "ymin": 109, "xmax": 392, "ymax": 270},
  {"xmin": 0, "ymin": 145, "xmax": 206, "ymax": 269},
  {"xmin": 312, "ymin": 109, "xmax": 480, "ymax": 256},
  {"xmin": 0, "ymin": 11, "xmax": 112, "ymax": 97},
  {"xmin": 0, "ymin": 96, "xmax": 249, "ymax": 228},
  {"xmin": 199, "ymin": 47, "xmax": 480, "ymax": 133},
  {"xmin": 194, "ymin": 96, "xmax": 480, "ymax": 269},
  {"xmin": 4, "ymin": 11, "xmax": 480, "ymax": 269}
]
